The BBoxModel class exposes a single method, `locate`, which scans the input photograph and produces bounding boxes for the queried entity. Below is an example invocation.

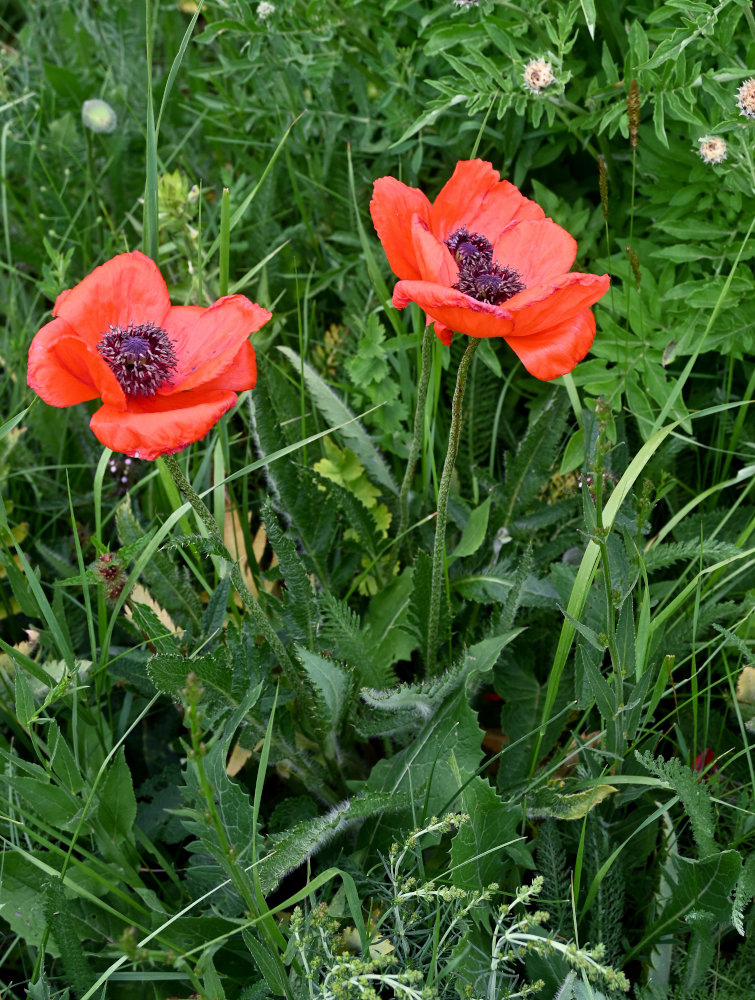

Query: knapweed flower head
[523,58,554,94]
[370,160,610,380]
[736,77,755,119]
[81,98,117,134]
[698,136,727,164]
[27,252,271,459]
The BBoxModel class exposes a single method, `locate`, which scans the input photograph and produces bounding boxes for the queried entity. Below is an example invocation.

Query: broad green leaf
[526,782,617,820]
[559,427,585,476]
[94,748,137,868]
[14,666,35,727]
[626,851,741,960]
[449,772,531,890]
[450,496,491,563]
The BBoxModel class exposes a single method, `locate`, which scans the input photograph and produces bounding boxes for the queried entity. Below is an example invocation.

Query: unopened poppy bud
[95,552,127,601]
[81,98,117,135]
[598,155,609,220]
[698,136,727,164]
[736,77,755,119]
[523,58,555,94]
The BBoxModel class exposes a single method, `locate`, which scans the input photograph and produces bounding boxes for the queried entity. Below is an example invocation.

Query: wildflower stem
[395,323,435,554]
[161,453,295,676]
[426,337,480,675]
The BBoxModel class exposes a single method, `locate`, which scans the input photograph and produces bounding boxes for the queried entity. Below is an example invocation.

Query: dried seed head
[598,155,609,220]
[523,58,555,94]
[698,136,727,164]
[626,246,641,290]
[736,77,755,119]
[626,79,640,148]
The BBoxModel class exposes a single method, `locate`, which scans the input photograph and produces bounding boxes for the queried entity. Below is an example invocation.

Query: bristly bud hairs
[598,155,609,220]
[523,58,555,94]
[736,77,755,119]
[626,79,640,148]
[698,136,727,165]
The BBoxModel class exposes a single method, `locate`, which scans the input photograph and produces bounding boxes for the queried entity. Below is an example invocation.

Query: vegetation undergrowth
[0,1,753,998]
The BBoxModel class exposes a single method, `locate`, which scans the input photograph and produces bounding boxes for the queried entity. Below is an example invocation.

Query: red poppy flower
[27,251,271,460]
[693,747,717,779]
[370,159,610,380]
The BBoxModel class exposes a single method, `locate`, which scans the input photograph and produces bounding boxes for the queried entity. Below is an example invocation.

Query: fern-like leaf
[261,498,316,648]
[635,750,716,858]
[499,390,570,523]
[318,590,396,689]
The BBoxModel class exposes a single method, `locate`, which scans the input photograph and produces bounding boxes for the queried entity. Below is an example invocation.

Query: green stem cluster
[396,324,435,546]
[426,338,481,674]
[161,454,295,678]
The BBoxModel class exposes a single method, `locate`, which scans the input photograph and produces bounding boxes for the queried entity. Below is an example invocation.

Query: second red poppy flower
[370,159,610,381]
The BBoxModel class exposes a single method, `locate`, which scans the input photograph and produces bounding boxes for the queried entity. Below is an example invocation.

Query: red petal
[504,309,596,380]
[164,296,270,393]
[430,160,503,239]
[393,280,514,340]
[411,215,457,284]
[27,317,126,407]
[494,219,577,286]
[370,177,433,280]
[89,388,239,459]
[198,341,257,392]
[53,252,171,350]
[506,273,610,336]
[433,321,454,346]
[466,181,545,241]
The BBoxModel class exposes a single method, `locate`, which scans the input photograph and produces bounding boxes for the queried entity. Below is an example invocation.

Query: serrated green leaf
[296,646,350,738]
[242,931,289,997]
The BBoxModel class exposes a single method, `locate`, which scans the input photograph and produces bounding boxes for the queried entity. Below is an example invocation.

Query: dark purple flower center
[444,226,525,305]
[97,321,177,398]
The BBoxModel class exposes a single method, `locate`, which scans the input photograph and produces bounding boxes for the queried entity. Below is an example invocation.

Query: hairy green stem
[426,338,480,674]
[162,453,296,679]
[395,324,435,555]
[184,672,259,913]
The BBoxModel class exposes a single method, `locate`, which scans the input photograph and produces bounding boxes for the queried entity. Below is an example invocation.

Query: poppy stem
[395,323,435,556]
[161,453,295,677]
[426,337,481,675]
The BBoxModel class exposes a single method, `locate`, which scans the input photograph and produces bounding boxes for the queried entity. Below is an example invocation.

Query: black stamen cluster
[445,227,493,266]
[445,226,525,306]
[97,321,177,398]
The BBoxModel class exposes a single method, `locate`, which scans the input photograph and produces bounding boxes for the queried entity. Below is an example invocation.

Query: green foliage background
[0,0,754,997]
